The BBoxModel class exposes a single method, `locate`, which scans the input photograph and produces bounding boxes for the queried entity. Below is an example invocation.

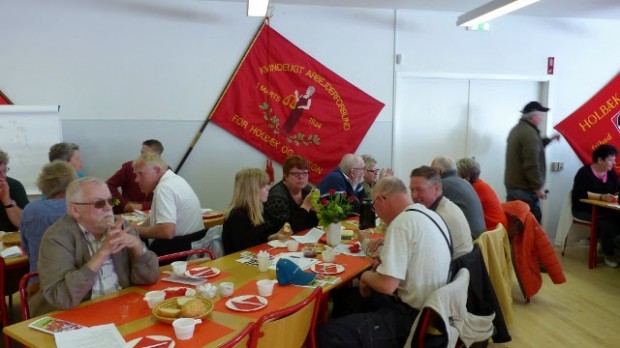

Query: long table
[579,199,620,269]
[3,226,372,347]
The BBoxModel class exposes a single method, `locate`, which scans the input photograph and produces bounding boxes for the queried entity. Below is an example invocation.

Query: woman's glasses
[72,198,117,209]
[288,171,309,178]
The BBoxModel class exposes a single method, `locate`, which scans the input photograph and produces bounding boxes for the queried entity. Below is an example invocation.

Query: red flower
[341,192,347,197]
[328,188,336,196]
[320,198,329,205]
[348,196,356,202]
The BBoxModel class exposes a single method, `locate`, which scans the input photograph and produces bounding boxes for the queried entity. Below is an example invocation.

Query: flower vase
[326,221,342,247]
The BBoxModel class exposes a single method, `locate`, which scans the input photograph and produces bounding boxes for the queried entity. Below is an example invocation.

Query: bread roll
[180,299,207,318]
[158,307,180,318]
[176,297,193,306]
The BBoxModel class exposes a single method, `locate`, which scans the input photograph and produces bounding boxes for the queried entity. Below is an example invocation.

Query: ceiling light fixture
[248,0,270,17]
[457,0,540,27]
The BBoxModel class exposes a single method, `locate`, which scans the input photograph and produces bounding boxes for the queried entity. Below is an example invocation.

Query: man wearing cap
[317,177,452,347]
[505,101,560,222]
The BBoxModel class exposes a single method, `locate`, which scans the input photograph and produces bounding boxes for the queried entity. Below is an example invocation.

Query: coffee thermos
[359,198,376,230]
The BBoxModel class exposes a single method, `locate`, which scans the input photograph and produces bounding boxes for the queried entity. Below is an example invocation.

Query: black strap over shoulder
[406,208,454,282]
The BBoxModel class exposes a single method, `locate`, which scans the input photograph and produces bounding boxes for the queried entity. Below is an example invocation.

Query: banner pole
[175,20,269,173]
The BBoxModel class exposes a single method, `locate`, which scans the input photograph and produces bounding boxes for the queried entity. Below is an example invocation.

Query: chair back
[249,287,322,348]
[1,256,29,348]
[555,190,591,255]
[219,322,255,348]
[19,271,39,320]
[157,247,216,265]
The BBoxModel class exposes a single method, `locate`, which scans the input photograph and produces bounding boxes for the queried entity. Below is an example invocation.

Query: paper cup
[322,249,336,263]
[256,279,275,297]
[171,261,188,276]
[143,290,166,309]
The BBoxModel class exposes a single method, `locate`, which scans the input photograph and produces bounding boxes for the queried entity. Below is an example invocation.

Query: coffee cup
[219,282,234,297]
[285,240,299,252]
[172,318,201,340]
[143,290,166,309]
[171,261,188,276]
[256,279,276,297]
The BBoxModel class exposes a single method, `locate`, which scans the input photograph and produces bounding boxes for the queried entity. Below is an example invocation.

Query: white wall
[1,1,619,239]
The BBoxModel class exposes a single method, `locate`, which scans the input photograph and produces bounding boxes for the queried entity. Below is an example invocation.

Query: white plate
[225,295,268,312]
[124,335,175,348]
[163,287,196,297]
[185,266,220,278]
[310,263,345,275]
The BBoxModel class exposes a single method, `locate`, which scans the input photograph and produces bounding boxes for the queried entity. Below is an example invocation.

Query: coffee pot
[359,198,376,230]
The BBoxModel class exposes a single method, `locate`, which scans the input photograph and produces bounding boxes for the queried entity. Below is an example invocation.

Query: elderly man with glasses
[0,148,29,232]
[29,177,159,317]
[317,153,367,213]
[263,155,318,233]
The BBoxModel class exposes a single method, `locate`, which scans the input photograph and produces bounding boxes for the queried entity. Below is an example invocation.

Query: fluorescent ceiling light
[457,0,540,27]
[248,0,270,17]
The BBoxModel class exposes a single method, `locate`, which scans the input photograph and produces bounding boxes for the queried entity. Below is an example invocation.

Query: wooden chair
[556,190,591,256]
[1,257,29,348]
[219,322,255,348]
[19,271,39,320]
[157,247,216,265]
[249,287,322,348]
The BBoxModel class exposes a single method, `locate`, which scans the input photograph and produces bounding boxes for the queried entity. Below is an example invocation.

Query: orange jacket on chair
[501,200,566,300]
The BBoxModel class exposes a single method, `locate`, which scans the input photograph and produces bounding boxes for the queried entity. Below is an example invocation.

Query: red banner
[0,90,12,104]
[209,23,384,183]
[554,72,620,173]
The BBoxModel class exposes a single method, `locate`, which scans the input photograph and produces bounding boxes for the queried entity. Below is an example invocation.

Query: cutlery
[141,341,171,348]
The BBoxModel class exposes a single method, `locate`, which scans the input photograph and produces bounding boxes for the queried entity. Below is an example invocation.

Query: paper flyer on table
[291,228,324,244]
[54,324,125,348]
[268,252,319,270]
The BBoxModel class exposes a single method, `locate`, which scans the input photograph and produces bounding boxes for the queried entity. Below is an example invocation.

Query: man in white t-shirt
[133,154,204,256]
[317,177,452,347]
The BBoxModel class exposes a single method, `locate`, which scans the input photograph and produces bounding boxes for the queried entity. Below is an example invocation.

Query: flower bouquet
[311,188,354,227]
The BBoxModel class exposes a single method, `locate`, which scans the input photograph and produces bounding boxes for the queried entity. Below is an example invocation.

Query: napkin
[232,296,264,310]
[135,336,172,348]
[187,267,216,277]
[164,288,188,299]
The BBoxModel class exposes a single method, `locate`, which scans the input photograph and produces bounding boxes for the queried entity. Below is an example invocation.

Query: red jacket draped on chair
[501,200,566,299]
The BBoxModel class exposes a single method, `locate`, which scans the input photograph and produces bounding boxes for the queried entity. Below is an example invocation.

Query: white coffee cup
[285,240,300,252]
[219,282,234,297]
[143,290,166,309]
[172,318,201,340]
[256,279,275,297]
[322,248,336,263]
[171,261,188,276]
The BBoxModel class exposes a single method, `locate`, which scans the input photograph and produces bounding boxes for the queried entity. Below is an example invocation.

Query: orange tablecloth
[213,281,306,319]
[53,292,149,326]
[123,320,234,348]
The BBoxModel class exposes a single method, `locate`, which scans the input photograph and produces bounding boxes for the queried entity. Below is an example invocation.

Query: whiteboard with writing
[0,105,62,194]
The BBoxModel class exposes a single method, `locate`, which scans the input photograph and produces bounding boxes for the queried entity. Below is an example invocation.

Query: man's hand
[0,178,10,203]
[536,189,548,199]
[379,168,394,180]
[550,133,561,142]
[101,219,143,256]
[124,202,143,213]
[366,237,384,254]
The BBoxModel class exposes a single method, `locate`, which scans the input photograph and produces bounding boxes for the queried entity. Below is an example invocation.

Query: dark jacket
[504,119,551,191]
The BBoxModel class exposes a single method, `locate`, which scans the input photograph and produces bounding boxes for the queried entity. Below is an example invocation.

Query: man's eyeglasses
[366,169,379,175]
[0,167,10,174]
[288,171,309,178]
[72,198,118,209]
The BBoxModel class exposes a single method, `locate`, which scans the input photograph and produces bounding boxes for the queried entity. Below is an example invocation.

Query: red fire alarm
[547,57,554,75]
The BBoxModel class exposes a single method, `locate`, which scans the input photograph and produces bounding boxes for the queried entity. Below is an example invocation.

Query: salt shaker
[196,283,218,299]
[257,250,270,272]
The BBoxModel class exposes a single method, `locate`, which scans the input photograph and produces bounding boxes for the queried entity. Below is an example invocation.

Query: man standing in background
[505,101,560,223]
[107,139,163,214]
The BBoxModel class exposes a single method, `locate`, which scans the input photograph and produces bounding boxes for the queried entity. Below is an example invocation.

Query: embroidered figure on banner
[260,100,320,148]
[282,86,315,133]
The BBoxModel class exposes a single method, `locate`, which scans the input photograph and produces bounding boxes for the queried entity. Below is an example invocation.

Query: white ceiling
[217,0,620,20]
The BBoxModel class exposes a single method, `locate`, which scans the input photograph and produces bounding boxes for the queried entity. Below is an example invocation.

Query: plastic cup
[322,249,336,263]
[143,290,166,309]
[257,254,270,272]
[285,240,299,252]
[256,279,275,297]
[219,282,234,297]
[171,261,188,276]
[172,318,201,340]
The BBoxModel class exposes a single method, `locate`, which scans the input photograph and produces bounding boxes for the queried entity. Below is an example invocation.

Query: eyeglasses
[366,169,379,175]
[0,167,9,174]
[288,171,309,178]
[72,198,117,209]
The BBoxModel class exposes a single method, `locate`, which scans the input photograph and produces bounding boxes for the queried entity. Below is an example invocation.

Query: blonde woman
[223,168,290,254]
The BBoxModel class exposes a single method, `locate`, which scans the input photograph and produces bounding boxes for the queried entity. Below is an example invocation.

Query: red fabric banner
[210,23,384,183]
[554,73,620,173]
[0,90,13,104]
